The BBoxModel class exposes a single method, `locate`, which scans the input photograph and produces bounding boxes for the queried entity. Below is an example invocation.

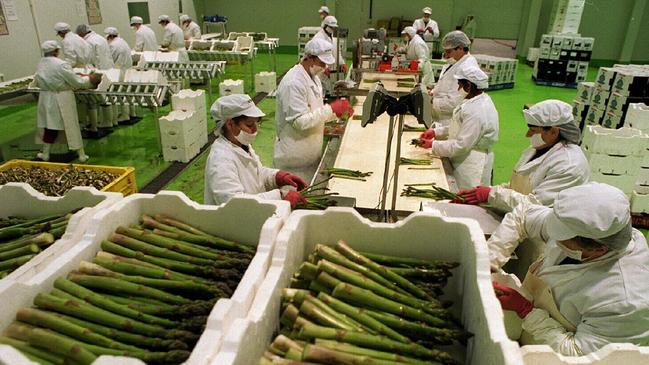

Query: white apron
[448,108,491,190]
[36,90,83,150]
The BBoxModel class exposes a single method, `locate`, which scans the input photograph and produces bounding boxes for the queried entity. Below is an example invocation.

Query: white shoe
[36,152,50,161]
[78,153,89,163]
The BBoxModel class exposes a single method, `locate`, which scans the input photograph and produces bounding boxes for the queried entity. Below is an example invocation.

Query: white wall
[0,0,45,80]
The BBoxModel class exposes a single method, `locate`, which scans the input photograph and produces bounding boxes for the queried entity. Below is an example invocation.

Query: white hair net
[41,40,60,55]
[304,38,335,64]
[322,15,338,28]
[454,66,489,89]
[319,6,330,14]
[158,15,171,23]
[524,99,581,143]
[104,27,119,36]
[54,22,71,32]
[130,16,143,25]
[423,7,432,15]
[179,15,191,23]
[442,30,471,49]
[76,24,92,35]
[401,26,417,38]
[210,94,265,136]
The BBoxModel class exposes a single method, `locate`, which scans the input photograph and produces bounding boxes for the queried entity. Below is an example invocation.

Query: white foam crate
[625,103,649,131]
[581,125,649,157]
[254,71,276,94]
[590,171,637,195]
[172,89,207,114]
[0,192,290,365]
[212,208,522,365]
[159,110,200,148]
[162,142,201,163]
[219,79,245,96]
[631,191,649,214]
[641,151,649,168]
[0,183,121,286]
[636,167,649,186]
[522,343,649,365]
[585,152,642,175]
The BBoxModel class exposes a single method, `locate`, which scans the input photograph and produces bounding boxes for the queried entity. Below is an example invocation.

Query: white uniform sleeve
[488,185,541,213]
[60,63,91,89]
[161,28,172,47]
[533,163,589,206]
[206,157,282,204]
[282,83,336,131]
[415,42,429,64]
[433,93,464,116]
[61,44,78,67]
[135,32,144,52]
[433,125,450,138]
[191,24,202,39]
[431,22,440,39]
[522,309,583,356]
[261,166,280,192]
[430,108,480,157]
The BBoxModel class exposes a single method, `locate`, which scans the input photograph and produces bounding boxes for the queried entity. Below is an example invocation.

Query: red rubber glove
[416,138,432,148]
[457,185,491,205]
[324,67,331,77]
[420,129,435,139]
[276,171,308,191]
[427,27,434,33]
[330,98,351,118]
[340,64,347,73]
[493,281,533,319]
[283,190,307,209]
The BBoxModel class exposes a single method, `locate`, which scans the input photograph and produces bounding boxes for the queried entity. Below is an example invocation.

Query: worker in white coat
[418,66,498,189]
[180,15,201,40]
[105,27,137,124]
[318,6,330,22]
[455,100,589,213]
[398,27,434,87]
[312,16,346,73]
[130,16,158,52]
[54,22,92,68]
[490,182,649,355]
[421,30,479,128]
[204,94,309,209]
[34,41,99,162]
[76,24,114,70]
[273,38,352,181]
[158,15,189,62]
[413,7,440,41]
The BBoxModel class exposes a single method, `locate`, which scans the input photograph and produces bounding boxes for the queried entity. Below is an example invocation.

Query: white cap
[130,16,143,25]
[524,99,574,127]
[158,15,171,22]
[180,14,191,23]
[454,66,489,89]
[544,182,632,250]
[104,27,119,36]
[322,15,338,28]
[401,26,416,38]
[211,94,265,135]
[319,6,330,14]
[304,38,335,65]
[41,40,60,54]
[423,7,432,15]
[76,24,92,35]
[442,30,471,49]
[54,22,70,32]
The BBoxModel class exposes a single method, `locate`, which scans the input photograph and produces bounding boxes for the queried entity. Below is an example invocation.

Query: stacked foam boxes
[297,26,321,60]
[581,125,649,197]
[254,71,277,94]
[219,79,245,96]
[572,81,594,130]
[160,89,208,163]
[625,104,649,213]
[474,54,517,89]
[534,34,593,85]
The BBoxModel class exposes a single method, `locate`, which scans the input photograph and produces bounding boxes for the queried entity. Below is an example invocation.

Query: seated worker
[204,94,308,209]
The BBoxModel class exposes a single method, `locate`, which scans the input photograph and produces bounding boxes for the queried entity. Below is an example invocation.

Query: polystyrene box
[581,125,649,157]
[159,110,199,149]
[576,81,595,102]
[211,209,522,365]
[590,171,636,195]
[162,142,201,163]
[0,192,290,365]
[625,103,649,131]
[254,71,277,93]
[219,79,244,96]
[172,89,207,114]
[636,167,649,186]
[585,152,642,176]
[631,191,649,214]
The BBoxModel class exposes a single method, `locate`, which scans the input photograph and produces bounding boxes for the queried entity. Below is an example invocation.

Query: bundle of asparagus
[400,158,433,166]
[297,178,339,210]
[401,184,462,202]
[2,214,256,365]
[403,125,428,133]
[325,168,373,181]
[258,241,467,365]
[0,213,74,278]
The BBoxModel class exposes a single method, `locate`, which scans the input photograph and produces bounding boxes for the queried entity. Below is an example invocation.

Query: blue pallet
[532,76,578,89]
[487,83,515,91]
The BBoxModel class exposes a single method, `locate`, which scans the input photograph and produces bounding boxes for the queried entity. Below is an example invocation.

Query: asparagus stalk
[0,254,36,271]
[282,289,369,332]
[98,294,179,316]
[302,344,421,365]
[271,334,304,353]
[365,310,466,344]
[0,336,66,365]
[388,267,453,280]
[298,300,357,331]
[0,233,54,253]
[295,262,319,281]
[314,340,432,365]
[109,233,216,266]
[0,243,41,261]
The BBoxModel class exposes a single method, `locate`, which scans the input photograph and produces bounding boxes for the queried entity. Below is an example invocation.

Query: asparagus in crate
[258,241,468,365]
[3,214,257,365]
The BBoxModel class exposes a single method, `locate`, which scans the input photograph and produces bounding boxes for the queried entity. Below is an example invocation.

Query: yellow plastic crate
[0,159,137,196]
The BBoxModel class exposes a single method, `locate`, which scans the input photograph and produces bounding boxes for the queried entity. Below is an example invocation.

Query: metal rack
[139,61,225,99]
[187,49,258,93]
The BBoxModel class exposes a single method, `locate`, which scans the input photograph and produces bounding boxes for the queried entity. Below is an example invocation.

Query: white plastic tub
[0,192,290,365]
[212,208,522,365]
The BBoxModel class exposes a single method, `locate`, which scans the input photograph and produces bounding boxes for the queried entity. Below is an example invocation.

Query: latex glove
[276,171,308,191]
[427,27,434,33]
[283,190,307,209]
[420,129,435,139]
[493,281,533,319]
[330,98,351,118]
[416,138,432,149]
[457,185,491,205]
[340,64,347,73]
[416,29,425,34]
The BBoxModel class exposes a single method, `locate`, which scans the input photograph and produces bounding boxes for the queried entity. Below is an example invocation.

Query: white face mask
[445,57,457,65]
[557,241,583,261]
[309,64,325,77]
[235,130,257,145]
[529,133,546,149]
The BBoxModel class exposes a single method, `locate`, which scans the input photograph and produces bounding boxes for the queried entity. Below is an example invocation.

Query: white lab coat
[412,18,439,41]
[488,142,590,213]
[84,32,114,70]
[60,32,92,67]
[204,136,281,205]
[312,29,345,66]
[109,37,133,70]
[161,22,189,62]
[405,35,430,64]
[432,53,479,126]
[431,92,499,190]
[522,230,649,355]
[34,56,91,150]
[273,64,336,180]
[182,21,202,40]
[134,25,158,52]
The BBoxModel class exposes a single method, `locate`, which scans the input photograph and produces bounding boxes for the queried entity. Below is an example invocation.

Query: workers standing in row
[180,14,202,40]
[158,15,189,62]
[54,22,91,68]
[104,27,139,125]
[130,16,158,52]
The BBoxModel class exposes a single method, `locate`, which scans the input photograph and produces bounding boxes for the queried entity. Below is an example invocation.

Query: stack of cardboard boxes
[474,54,517,89]
[533,34,593,85]
[547,0,586,34]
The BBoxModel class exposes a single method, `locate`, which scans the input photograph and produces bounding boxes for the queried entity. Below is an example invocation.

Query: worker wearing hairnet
[34,41,100,162]
[76,24,114,70]
[318,6,330,21]
[421,30,479,128]
[130,16,158,52]
[204,94,308,209]
[105,27,138,124]
[418,66,498,189]
[397,26,435,87]
[312,16,346,73]
[455,100,589,213]
[54,22,92,68]
[158,15,189,62]
[489,182,649,356]
[273,38,353,181]
[180,15,201,40]
[413,7,439,42]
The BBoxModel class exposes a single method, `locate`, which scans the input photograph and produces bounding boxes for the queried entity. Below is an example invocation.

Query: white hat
[41,40,60,54]
[211,94,265,135]
[423,7,432,15]
[130,16,143,25]
[454,66,489,89]
[524,99,574,127]
[158,15,171,22]
[304,38,335,65]
[76,24,92,35]
[104,27,119,36]
[544,182,632,250]
[442,30,471,49]
[180,14,191,23]
[322,15,338,28]
[54,22,70,32]
[401,26,416,38]
[319,6,330,14]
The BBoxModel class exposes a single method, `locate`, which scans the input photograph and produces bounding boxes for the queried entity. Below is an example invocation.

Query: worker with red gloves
[412,7,440,42]
[313,16,347,74]
[204,94,309,209]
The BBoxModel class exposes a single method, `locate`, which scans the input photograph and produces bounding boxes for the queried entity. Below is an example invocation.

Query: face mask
[445,57,457,65]
[529,133,546,148]
[309,64,325,77]
[235,130,257,145]
[557,242,583,261]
